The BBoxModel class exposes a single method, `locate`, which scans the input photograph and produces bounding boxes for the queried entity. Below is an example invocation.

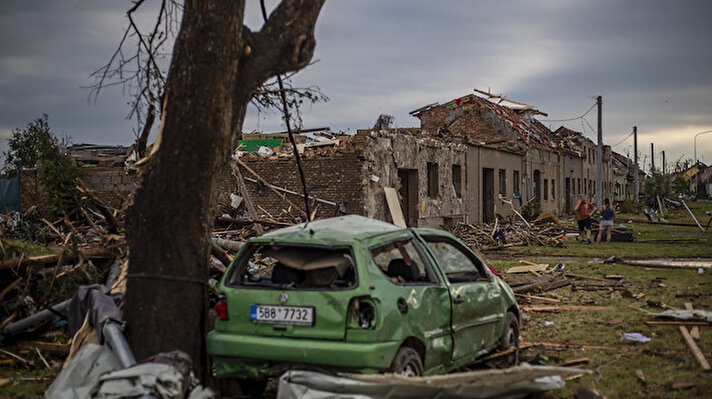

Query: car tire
[389,347,424,377]
[499,311,519,350]
[216,378,267,399]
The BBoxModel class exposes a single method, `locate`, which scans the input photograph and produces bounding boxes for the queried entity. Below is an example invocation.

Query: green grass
[501,201,712,259]
[489,256,712,398]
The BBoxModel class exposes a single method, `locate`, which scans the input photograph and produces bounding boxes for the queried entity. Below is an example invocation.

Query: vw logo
[279,292,289,304]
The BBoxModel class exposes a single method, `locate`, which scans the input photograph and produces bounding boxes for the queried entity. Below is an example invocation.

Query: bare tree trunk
[124,0,323,380]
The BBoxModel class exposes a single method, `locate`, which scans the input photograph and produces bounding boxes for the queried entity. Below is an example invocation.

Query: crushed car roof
[259,215,402,244]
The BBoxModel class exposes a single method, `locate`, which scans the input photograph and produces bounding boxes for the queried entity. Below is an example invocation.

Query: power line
[611,130,635,148]
[541,101,597,123]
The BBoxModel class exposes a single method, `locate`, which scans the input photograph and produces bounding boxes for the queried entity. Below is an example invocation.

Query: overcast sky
[1,0,711,171]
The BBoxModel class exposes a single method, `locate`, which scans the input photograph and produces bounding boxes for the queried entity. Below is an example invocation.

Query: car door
[365,232,452,370]
[419,235,504,361]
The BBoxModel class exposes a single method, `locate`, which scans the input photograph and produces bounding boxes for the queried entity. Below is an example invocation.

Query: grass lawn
[500,200,712,259]
[488,246,712,397]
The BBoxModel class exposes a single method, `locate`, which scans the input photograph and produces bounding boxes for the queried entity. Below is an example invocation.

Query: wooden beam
[678,326,711,370]
[645,321,710,327]
[235,158,308,218]
[0,247,113,271]
[521,305,616,312]
[230,161,264,235]
[685,303,701,339]
[507,264,548,274]
[383,187,406,228]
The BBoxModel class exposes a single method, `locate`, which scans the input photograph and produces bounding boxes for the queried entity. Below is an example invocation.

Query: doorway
[482,168,494,223]
[398,169,419,227]
[565,177,571,213]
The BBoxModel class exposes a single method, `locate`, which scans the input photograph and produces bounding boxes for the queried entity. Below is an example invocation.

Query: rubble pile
[451,219,570,251]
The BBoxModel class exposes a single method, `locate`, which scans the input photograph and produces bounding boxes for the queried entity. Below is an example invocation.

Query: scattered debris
[621,333,651,343]
[452,220,567,251]
[277,365,590,399]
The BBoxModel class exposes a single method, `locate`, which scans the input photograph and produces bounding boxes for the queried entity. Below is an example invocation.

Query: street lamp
[694,130,712,166]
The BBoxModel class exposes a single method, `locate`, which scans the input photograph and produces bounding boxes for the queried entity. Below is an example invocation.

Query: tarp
[45,343,122,399]
[0,177,20,213]
[277,365,589,399]
[238,138,282,152]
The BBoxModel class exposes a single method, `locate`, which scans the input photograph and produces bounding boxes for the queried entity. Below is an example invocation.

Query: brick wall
[80,167,136,208]
[19,167,135,216]
[217,152,367,219]
[19,169,48,215]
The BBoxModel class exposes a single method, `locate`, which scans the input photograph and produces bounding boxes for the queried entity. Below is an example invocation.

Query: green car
[208,215,519,395]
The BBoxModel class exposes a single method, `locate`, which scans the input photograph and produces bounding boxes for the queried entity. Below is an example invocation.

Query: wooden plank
[521,305,616,312]
[564,273,614,283]
[554,357,590,367]
[645,321,710,327]
[506,264,548,274]
[685,303,701,339]
[230,162,264,235]
[678,326,711,370]
[516,294,561,303]
[383,187,406,228]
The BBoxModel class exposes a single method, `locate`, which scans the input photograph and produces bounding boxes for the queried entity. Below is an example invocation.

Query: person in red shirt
[574,195,597,244]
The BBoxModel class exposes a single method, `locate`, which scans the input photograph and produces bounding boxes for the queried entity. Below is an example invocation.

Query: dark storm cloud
[2,0,711,165]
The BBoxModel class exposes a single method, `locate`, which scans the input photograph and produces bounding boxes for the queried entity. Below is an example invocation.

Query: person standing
[574,195,596,244]
[597,198,615,243]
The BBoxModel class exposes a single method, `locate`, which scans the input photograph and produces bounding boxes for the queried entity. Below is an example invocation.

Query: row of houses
[17,91,647,229]
[231,91,645,228]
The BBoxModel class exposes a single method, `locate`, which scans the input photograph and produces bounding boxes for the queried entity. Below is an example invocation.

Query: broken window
[422,237,487,283]
[498,169,506,196]
[227,244,356,289]
[551,179,556,201]
[584,178,587,194]
[451,164,462,198]
[427,162,439,198]
[370,239,437,284]
[513,170,520,193]
[544,179,548,201]
[577,178,581,194]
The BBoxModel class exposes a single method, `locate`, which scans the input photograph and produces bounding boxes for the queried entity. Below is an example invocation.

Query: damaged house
[228,92,620,228]
[19,93,625,229]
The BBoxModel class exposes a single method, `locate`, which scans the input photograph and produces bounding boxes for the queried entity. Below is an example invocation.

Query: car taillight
[215,296,229,321]
[349,297,376,329]
[487,265,503,280]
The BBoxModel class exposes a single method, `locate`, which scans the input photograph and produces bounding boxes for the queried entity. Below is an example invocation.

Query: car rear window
[225,244,356,290]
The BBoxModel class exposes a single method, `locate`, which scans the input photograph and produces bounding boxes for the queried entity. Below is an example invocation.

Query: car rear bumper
[208,330,401,378]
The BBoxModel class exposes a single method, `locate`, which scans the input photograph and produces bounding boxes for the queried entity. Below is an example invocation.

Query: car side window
[371,239,436,284]
[424,239,487,283]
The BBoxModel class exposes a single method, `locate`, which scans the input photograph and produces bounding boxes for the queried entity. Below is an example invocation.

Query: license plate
[250,305,314,326]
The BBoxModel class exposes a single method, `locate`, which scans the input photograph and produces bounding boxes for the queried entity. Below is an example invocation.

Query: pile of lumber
[451,220,569,251]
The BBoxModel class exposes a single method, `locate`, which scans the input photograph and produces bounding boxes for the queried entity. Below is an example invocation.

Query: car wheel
[499,311,519,350]
[389,347,424,377]
[216,378,267,399]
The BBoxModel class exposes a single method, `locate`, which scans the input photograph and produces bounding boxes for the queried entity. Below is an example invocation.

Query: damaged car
[207,215,519,396]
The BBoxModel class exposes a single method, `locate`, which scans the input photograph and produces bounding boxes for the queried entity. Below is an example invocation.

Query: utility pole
[634,126,639,201]
[596,95,603,207]
[662,150,666,175]
[650,143,655,172]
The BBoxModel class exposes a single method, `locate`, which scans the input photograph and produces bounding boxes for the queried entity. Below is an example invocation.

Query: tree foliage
[3,115,83,219]
[3,115,57,173]
[644,170,670,202]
